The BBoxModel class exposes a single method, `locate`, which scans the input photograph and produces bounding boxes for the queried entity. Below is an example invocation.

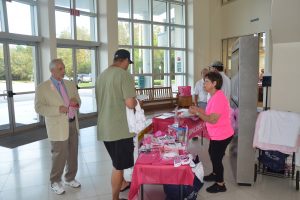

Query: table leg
[180,185,183,200]
[140,184,144,200]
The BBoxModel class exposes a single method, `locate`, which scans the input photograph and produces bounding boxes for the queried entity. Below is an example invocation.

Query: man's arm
[194,95,199,105]
[194,81,200,105]
[35,85,61,117]
[125,97,137,109]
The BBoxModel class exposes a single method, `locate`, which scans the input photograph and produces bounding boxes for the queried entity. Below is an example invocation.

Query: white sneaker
[64,179,81,188]
[51,182,65,195]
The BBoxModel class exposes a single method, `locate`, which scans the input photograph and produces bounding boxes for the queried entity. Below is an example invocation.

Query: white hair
[49,58,64,71]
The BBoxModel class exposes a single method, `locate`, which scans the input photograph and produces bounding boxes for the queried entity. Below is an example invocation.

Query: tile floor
[0,124,299,200]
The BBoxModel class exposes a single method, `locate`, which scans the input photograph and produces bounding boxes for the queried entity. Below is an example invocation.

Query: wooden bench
[136,87,178,111]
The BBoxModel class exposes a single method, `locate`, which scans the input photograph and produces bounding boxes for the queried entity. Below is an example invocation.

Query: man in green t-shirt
[96,49,136,200]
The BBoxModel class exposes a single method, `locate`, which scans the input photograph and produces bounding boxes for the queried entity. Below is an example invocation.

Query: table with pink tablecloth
[152,116,209,140]
[128,151,195,200]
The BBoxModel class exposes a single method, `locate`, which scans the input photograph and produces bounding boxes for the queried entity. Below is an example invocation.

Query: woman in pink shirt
[189,71,233,193]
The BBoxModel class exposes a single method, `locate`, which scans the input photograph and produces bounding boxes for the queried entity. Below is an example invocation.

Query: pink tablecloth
[128,151,194,200]
[152,116,209,139]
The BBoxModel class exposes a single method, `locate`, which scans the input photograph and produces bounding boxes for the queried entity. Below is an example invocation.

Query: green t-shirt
[96,66,136,141]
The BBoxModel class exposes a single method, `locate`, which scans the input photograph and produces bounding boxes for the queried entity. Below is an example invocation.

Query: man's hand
[70,98,79,108]
[59,105,68,114]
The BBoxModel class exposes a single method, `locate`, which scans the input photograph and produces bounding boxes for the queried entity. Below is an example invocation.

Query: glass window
[78,88,96,113]
[14,93,38,126]
[170,50,185,73]
[118,0,130,18]
[171,27,185,48]
[9,44,38,126]
[10,45,36,93]
[133,0,150,21]
[153,49,168,75]
[118,21,131,45]
[153,0,167,23]
[153,25,168,47]
[55,0,71,9]
[171,75,185,91]
[133,48,151,74]
[134,23,151,46]
[0,2,3,32]
[154,74,168,87]
[170,3,184,25]
[56,11,72,39]
[6,1,35,35]
[76,15,96,41]
[57,48,74,80]
[76,48,95,87]
[118,0,186,88]
[0,98,9,131]
[76,48,96,113]
[76,0,95,12]
[135,75,152,88]
[0,44,5,93]
[55,0,97,42]
[57,47,97,114]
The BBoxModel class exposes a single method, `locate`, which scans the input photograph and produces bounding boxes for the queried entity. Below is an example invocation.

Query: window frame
[1,0,38,36]
[55,0,98,42]
[118,0,187,89]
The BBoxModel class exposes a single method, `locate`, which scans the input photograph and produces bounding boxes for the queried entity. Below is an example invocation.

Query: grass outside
[78,82,93,87]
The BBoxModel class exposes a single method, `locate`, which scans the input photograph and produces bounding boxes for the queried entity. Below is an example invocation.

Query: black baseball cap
[209,61,224,71]
[114,49,133,64]
[210,61,223,68]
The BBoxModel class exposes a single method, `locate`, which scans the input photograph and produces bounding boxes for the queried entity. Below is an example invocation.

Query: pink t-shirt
[206,90,234,140]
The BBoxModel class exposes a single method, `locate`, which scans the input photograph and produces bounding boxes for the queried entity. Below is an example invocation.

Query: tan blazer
[35,79,81,141]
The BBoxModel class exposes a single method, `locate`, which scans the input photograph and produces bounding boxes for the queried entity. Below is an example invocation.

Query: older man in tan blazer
[35,58,81,195]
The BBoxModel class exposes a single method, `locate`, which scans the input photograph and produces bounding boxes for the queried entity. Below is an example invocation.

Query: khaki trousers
[50,120,78,183]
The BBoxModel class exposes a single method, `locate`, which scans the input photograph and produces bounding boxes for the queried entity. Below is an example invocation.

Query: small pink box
[178,86,191,96]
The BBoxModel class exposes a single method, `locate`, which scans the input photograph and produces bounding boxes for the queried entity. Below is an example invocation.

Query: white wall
[270,0,300,112]
[188,0,211,88]
[211,0,272,60]
[271,0,300,44]
[200,0,300,112]
[271,42,300,112]
[193,0,272,83]
[221,0,271,39]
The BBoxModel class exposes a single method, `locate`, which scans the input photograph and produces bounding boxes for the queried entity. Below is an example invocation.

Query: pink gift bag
[178,86,191,96]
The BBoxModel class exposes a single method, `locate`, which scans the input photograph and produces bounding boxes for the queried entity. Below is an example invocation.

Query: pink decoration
[178,86,191,96]
[153,130,166,138]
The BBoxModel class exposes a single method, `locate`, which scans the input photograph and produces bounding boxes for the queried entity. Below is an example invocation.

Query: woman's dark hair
[205,71,223,90]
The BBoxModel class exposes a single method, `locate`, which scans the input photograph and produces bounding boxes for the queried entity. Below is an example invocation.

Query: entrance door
[0,42,40,135]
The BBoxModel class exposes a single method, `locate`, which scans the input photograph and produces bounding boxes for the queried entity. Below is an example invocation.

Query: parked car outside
[77,73,92,83]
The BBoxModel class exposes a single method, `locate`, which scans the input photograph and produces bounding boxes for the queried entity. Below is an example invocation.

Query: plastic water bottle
[174,106,179,128]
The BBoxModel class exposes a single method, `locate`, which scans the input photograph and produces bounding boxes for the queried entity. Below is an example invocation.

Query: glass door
[0,42,40,135]
[0,43,10,132]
